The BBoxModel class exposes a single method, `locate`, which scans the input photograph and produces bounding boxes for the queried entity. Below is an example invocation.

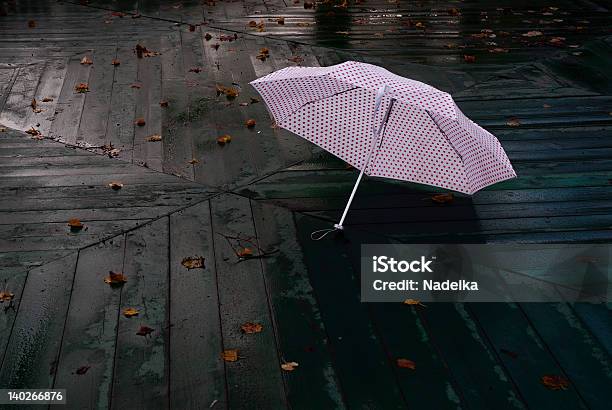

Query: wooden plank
[571,303,612,357]
[210,194,287,409]
[294,212,407,409]
[250,200,346,409]
[111,217,169,409]
[169,201,226,408]
[52,235,126,408]
[0,253,78,389]
[0,267,28,366]
[0,63,45,130]
[25,58,67,137]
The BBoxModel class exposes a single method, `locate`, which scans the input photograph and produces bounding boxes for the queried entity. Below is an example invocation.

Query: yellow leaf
[237,247,253,258]
[68,218,84,230]
[222,349,239,362]
[181,256,205,270]
[403,299,426,307]
[75,83,89,93]
[146,134,162,142]
[217,134,232,145]
[123,307,139,317]
[108,181,123,190]
[281,361,299,371]
[241,322,263,334]
[245,119,256,128]
[0,291,15,302]
[104,271,127,286]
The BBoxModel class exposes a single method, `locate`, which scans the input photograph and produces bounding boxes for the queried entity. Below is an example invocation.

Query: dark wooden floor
[1,0,611,409]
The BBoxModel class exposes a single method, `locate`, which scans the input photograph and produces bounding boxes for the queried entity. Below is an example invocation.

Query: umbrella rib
[425,110,464,161]
[279,86,360,124]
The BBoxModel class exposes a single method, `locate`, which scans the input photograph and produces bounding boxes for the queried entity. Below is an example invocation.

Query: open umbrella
[250,61,516,238]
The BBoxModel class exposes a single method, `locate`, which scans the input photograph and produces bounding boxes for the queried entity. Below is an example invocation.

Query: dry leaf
[131,83,142,89]
[403,298,426,307]
[135,118,146,126]
[123,307,139,317]
[42,97,54,102]
[204,33,213,41]
[397,358,416,369]
[522,30,543,37]
[549,36,565,45]
[75,83,89,93]
[431,193,454,204]
[245,119,256,128]
[111,59,120,66]
[189,67,203,73]
[506,117,521,127]
[0,291,15,302]
[277,17,285,25]
[80,56,93,65]
[76,366,90,375]
[241,322,263,334]
[104,271,127,286]
[25,127,43,139]
[160,100,169,107]
[541,375,570,390]
[136,325,154,336]
[181,256,205,270]
[250,97,260,104]
[146,134,162,142]
[216,134,232,145]
[288,55,304,64]
[222,349,239,362]
[304,1,314,9]
[448,7,461,16]
[237,247,253,258]
[281,361,299,371]
[489,47,509,53]
[108,181,123,190]
[216,85,239,99]
[188,158,199,164]
[28,20,36,28]
[68,218,84,230]
[463,55,476,63]
[543,104,552,108]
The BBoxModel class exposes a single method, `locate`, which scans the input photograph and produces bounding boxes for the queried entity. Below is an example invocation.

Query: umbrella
[250,61,516,239]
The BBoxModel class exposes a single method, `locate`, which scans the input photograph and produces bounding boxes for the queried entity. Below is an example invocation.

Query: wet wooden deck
[0,0,611,409]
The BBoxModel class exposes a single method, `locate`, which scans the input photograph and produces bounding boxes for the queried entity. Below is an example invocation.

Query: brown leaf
[28,20,36,28]
[159,100,169,107]
[204,33,213,41]
[489,47,509,53]
[135,118,146,126]
[80,56,93,65]
[108,181,123,190]
[189,67,203,73]
[403,298,426,307]
[448,8,461,16]
[111,59,120,66]
[111,11,125,17]
[250,97,260,104]
[241,322,263,334]
[216,134,232,145]
[68,218,84,230]
[76,366,90,375]
[549,36,565,45]
[463,55,476,63]
[245,119,256,128]
[25,127,43,139]
[75,83,89,93]
[188,158,199,164]
[304,1,314,9]
[287,55,304,64]
[181,256,205,270]
[188,24,196,32]
[222,349,239,362]
[397,358,416,369]
[277,17,285,25]
[31,98,37,110]
[136,325,154,336]
[506,117,521,127]
[431,193,454,204]
[281,361,299,371]
[216,85,239,99]
[122,307,139,317]
[541,375,570,390]
[522,30,543,37]
[0,291,15,302]
[130,83,142,89]
[146,134,162,142]
[543,104,552,108]
[42,97,54,102]
[237,247,253,258]
[104,271,127,286]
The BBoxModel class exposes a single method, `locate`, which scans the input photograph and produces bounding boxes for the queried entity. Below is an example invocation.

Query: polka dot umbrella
[250,61,516,239]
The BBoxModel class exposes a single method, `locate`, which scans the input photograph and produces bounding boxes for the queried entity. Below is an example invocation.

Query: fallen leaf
[506,117,521,127]
[111,59,120,66]
[500,348,518,359]
[123,307,139,317]
[146,134,162,142]
[0,291,15,302]
[549,36,565,45]
[188,158,199,164]
[75,83,89,93]
[431,193,454,204]
[80,56,93,65]
[42,97,54,102]
[463,55,476,63]
[541,375,570,390]
[281,361,299,371]
[304,1,314,9]
[241,322,263,334]
[222,349,239,362]
[448,7,461,16]
[543,104,552,108]
[0,127,5,132]
[188,24,196,32]
[403,298,426,307]
[277,17,285,25]
[245,119,256,128]
[181,256,205,270]
[189,67,203,73]
[25,127,43,139]
[250,97,260,104]
[30,98,42,113]
[104,271,127,286]
[211,43,220,51]
[130,83,142,89]
[288,55,304,64]
[239,102,249,107]
[489,47,509,53]
[204,33,213,41]
[216,85,239,99]
[68,218,84,231]
[135,118,146,126]
[522,30,543,37]
[160,100,169,107]
[76,366,90,375]
[237,247,253,258]
[217,134,232,145]
[397,358,416,369]
[28,20,36,28]
[136,325,154,336]
[297,22,311,27]
[108,181,123,190]
[111,11,125,17]
[256,47,270,61]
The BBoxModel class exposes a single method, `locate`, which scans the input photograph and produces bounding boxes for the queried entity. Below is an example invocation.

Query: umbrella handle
[312,85,389,240]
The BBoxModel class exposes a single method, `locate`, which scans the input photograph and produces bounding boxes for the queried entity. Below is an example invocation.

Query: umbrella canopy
[250,61,516,235]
